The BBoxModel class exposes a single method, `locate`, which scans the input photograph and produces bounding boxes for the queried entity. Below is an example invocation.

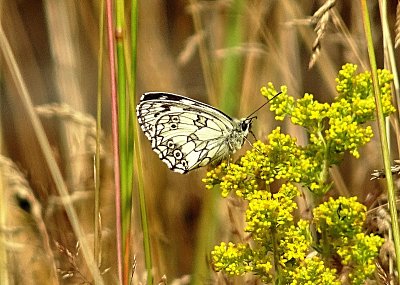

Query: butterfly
[136,92,280,174]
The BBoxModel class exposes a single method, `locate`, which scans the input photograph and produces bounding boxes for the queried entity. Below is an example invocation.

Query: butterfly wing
[136,92,237,173]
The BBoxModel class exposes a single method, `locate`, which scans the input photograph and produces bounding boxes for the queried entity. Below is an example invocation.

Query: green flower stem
[360,0,400,282]
[320,225,331,267]
[317,131,329,190]
[271,228,279,284]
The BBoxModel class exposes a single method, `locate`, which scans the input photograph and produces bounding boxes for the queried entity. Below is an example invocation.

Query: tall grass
[0,1,399,284]
[361,0,400,282]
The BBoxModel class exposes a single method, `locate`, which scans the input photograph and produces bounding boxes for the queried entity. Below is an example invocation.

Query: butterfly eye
[241,120,251,131]
[170,123,178,130]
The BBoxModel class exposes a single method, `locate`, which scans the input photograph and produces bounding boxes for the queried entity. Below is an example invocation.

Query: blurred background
[1,0,399,284]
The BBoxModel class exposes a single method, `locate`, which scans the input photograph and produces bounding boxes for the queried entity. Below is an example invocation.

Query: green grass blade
[360,1,400,283]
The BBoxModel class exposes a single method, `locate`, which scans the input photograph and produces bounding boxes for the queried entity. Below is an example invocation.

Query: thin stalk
[190,187,219,285]
[271,228,279,285]
[94,0,106,274]
[129,1,153,284]
[360,1,400,283]
[105,0,122,282]
[317,131,329,187]
[378,0,400,153]
[191,2,245,284]
[114,1,134,284]
[188,0,220,284]
[0,109,8,285]
[220,0,245,115]
[188,0,217,105]
[133,137,153,285]
[0,25,105,285]
[115,0,129,247]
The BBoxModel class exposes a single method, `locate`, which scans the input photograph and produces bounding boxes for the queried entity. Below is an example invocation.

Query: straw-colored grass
[1,0,400,284]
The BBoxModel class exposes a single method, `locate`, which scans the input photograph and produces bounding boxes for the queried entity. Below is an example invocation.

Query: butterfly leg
[249,129,257,141]
[244,137,264,155]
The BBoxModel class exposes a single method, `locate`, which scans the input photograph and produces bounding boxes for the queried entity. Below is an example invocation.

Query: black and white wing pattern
[136,92,254,174]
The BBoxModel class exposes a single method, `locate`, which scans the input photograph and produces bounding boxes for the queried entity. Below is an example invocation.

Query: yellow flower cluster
[211,242,254,276]
[313,197,384,285]
[288,257,340,285]
[336,64,395,120]
[262,64,395,161]
[211,241,274,281]
[261,85,292,121]
[279,220,311,265]
[245,183,299,241]
[313,196,366,237]
[203,127,322,196]
[206,64,391,283]
[290,93,330,132]
[336,233,384,285]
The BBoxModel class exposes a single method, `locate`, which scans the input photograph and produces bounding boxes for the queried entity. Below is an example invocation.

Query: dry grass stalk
[214,43,267,59]
[370,160,400,180]
[46,190,94,219]
[158,274,167,285]
[309,0,336,68]
[178,32,205,66]
[375,261,391,285]
[330,8,369,70]
[395,3,400,48]
[56,238,110,284]
[35,103,105,156]
[185,0,231,15]
[56,241,91,284]
[366,206,395,281]
[169,275,191,285]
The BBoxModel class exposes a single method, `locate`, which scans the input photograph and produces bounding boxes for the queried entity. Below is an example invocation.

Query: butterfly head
[240,116,257,133]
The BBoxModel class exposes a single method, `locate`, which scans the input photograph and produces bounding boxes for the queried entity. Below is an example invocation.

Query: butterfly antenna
[246,91,282,118]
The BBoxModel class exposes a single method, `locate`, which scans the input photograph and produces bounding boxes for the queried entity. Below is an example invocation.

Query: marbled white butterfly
[136,92,280,174]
